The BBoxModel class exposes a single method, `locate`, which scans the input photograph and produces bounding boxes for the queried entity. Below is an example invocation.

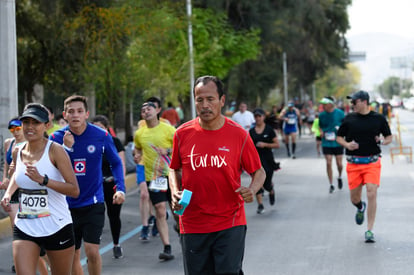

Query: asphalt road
[1,111,414,275]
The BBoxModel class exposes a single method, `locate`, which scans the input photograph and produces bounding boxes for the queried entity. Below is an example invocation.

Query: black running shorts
[322,146,344,156]
[70,203,105,249]
[13,223,75,251]
[181,225,246,275]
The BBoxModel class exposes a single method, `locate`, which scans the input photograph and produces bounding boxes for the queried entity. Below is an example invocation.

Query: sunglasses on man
[9,126,22,133]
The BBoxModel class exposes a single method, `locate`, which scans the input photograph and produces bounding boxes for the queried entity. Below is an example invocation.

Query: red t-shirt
[170,117,262,234]
[161,108,180,126]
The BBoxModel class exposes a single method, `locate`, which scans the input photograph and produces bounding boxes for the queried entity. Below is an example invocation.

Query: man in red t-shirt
[161,102,181,127]
[169,75,265,275]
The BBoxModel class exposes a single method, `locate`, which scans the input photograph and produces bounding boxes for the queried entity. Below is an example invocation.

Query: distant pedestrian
[337,90,392,243]
[250,108,280,214]
[232,102,255,130]
[175,104,184,124]
[55,114,68,128]
[304,100,316,135]
[161,102,181,127]
[279,102,302,158]
[45,106,61,136]
[319,97,345,193]
[265,105,282,135]
[92,115,126,259]
[169,75,265,274]
[124,136,137,174]
[311,114,322,157]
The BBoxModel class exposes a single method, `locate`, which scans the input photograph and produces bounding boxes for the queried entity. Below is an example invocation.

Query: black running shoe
[159,246,174,261]
[257,204,265,214]
[329,185,335,193]
[152,220,159,237]
[113,246,124,259]
[269,191,275,206]
[148,215,155,227]
[338,178,343,189]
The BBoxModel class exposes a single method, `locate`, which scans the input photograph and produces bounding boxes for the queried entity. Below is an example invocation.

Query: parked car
[403,97,414,111]
[390,96,403,108]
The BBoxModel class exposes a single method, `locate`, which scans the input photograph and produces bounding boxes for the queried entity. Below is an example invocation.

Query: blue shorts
[136,164,145,184]
[283,125,297,135]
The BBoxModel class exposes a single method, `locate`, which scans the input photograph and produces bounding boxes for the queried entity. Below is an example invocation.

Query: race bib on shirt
[18,189,51,219]
[149,177,168,191]
[287,118,296,125]
[324,132,336,141]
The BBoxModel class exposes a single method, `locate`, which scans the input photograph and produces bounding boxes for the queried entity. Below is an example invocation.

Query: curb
[0,173,137,239]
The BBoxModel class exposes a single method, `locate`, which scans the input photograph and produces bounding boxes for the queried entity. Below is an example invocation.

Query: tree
[193,0,351,106]
[377,76,412,99]
[15,0,351,134]
[126,5,260,120]
[314,63,360,100]
[16,0,117,112]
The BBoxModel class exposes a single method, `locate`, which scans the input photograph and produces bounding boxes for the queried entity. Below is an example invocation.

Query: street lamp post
[283,52,288,106]
[0,0,19,140]
[186,0,196,119]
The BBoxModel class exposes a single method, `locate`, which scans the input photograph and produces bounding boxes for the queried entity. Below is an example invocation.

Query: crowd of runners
[0,76,393,274]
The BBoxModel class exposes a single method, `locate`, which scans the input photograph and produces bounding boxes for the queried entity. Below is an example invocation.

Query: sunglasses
[9,126,22,133]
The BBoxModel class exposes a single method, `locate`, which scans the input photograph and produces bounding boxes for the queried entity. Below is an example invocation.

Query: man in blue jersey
[50,95,125,275]
[319,96,345,194]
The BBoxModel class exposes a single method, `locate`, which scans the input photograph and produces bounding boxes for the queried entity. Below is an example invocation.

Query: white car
[403,97,414,111]
[390,97,402,108]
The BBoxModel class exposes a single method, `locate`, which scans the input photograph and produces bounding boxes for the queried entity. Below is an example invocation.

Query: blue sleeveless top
[6,139,15,165]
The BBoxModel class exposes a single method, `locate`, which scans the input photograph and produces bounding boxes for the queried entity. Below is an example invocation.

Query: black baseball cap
[253,108,265,116]
[347,91,370,102]
[20,105,49,123]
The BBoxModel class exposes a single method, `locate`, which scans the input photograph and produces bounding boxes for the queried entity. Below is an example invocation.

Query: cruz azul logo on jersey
[188,144,228,171]
[87,145,96,154]
[74,158,86,175]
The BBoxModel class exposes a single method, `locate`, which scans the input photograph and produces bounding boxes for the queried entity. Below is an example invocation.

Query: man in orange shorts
[336,90,392,243]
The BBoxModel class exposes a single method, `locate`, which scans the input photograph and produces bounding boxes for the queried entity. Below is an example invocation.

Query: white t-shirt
[232,110,255,130]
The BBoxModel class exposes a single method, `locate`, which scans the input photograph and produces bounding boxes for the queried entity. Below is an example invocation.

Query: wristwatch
[39,174,49,186]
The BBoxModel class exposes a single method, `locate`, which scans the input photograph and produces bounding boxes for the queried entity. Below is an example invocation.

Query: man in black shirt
[337,91,392,243]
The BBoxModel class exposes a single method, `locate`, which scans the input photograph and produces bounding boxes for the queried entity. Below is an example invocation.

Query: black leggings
[256,166,274,195]
[103,181,122,245]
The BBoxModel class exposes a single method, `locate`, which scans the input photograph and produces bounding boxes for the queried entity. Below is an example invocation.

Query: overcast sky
[346,0,414,91]
[346,0,414,40]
